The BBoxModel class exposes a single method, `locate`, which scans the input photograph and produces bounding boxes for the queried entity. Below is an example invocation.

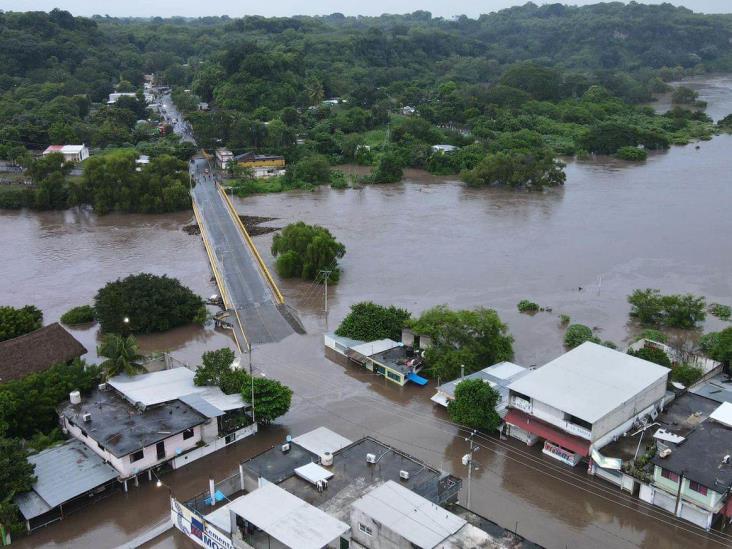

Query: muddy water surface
[3,77,732,549]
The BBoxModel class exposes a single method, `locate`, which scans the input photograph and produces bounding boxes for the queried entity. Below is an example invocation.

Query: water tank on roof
[69,390,81,405]
[321,451,333,467]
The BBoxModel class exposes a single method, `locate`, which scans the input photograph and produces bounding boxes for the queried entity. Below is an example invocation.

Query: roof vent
[69,390,81,405]
[659,448,672,459]
[281,443,291,453]
[82,413,92,423]
[98,383,108,391]
[366,453,376,464]
[723,455,731,465]
[321,451,333,467]
[399,470,410,481]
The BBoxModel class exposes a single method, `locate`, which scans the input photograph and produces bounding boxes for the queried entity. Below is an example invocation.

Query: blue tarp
[203,490,226,505]
[407,372,428,386]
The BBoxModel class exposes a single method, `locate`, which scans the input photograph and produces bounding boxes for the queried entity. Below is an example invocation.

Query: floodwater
[3,76,732,549]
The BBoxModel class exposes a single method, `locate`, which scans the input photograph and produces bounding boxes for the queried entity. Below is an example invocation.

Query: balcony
[563,421,592,440]
[510,396,532,413]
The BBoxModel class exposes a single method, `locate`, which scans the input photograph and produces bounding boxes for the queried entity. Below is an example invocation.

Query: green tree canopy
[335,301,411,341]
[627,346,672,368]
[564,324,599,349]
[271,222,346,281]
[246,377,292,424]
[628,289,706,329]
[194,348,237,387]
[461,149,565,190]
[94,273,206,334]
[0,305,43,342]
[447,378,501,432]
[0,438,36,534]
[97,334,144,379]
[409,305,513,381]
[60,305,96,325]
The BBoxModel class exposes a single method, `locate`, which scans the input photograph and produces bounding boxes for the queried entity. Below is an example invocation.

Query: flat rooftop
[690,372,732,404]
[508,342,670,424]
[278,437,460,524]
[58,388,206,458]
[437,361,528,399]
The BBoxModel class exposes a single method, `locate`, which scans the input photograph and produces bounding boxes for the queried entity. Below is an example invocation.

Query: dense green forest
[1,4,732,196]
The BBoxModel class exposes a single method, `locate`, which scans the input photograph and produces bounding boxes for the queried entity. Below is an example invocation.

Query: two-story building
[58,367,256,488]
[215,148,234,170]
[42,144,90,163]
[506,342,670,467]
[647,402,732,530]
[234,152,286,178]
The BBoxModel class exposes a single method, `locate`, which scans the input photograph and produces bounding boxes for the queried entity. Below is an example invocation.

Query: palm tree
[98,334,144,379]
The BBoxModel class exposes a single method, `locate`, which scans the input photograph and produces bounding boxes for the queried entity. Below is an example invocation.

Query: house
[41,144,90,163]
[215,148,234,170]
[346,339,427,386]
[235,152,286,178]
[14,440,118,532]
[58,367,256,486]
[197,102,210,111]
[135,155,150,171]
[0,323,87,383]
[646,402,732,529]
[107,92,138,104]
[401,105,416,116]
[505,342,670,466]
[431,144,457,153]
[171,427,537,549]
[431,361,530,417]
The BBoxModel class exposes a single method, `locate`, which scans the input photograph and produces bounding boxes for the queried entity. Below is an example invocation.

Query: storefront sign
[171,498,233,549]
[542,440,581,466]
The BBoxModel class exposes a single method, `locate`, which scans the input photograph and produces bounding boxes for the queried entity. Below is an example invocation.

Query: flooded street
[3,77,732,549]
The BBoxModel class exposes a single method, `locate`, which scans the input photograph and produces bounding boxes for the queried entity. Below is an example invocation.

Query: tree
[627,346,672,368]
[291,154,331,183]
[708,327,732,368]
[671,86,699,105]
[671,364,703,386]
[98,334,144,379]
[94,273,206,334]
[0,438,36,535]
[246,377,292,423]
[335,301,411,341]
[564,324,599,349]
[194,348,237,387]
[461,149,565,189]
[0,305,43,342]
[60,305,95,325]
[409,306,513,380]
[447,379,501,432]
[271,222,346,281]
[627,289,706,329]
[370,152,403,184]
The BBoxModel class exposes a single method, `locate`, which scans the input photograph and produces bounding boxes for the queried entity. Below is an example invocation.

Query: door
[156,441,165,460]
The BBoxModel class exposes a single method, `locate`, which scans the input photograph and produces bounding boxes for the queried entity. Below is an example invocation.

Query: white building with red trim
[505,342,670,467]
[42,144,89,163]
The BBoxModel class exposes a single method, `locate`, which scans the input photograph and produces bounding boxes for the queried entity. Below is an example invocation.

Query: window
[689,481,708,496]
[386,371,402,382]
[130,450,144,463]
[661,468,679,483]
[183,428,195,440]
[358,523,373,536]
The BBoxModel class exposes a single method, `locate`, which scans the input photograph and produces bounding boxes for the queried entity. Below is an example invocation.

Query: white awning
[431,392,450,407]
[294,462,333,485]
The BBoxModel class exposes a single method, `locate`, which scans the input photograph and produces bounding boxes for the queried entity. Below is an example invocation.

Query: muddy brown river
[3,77,732,549]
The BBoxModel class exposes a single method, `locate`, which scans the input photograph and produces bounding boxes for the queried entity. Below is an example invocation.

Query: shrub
[271,222,346,281]
[559,314,570,325]
[564,324,599,349]
[709,303,731,321]
[335,302,411,341]
[636,329,668,344]
[60,305,96,325]
[291,154,331,184]
[94,273,206,334]
[698,332,720,356]
[671,364,703,387]
[628,346,672,368]
[0,305,43,342]
[369,152,403,183]
[517,300,540,313]
[616,146,647,161]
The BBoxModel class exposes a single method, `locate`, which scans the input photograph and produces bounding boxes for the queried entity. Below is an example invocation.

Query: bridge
[189,160,302,347]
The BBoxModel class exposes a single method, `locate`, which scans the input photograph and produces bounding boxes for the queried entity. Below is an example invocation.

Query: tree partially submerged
[98,334,144,379]
[627,346,672,368]
[0,305,43,342]
[564,324,599,349]
[94,273,206,334]
[271,222,346,282]
[335,301,411,341]
[60,305,96,325]
[628,289,706,329]
[447,378,502,432]
[409,305,513,381]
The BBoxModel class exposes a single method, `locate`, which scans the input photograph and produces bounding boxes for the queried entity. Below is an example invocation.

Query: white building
[42,144,89,163]
[431,144,457,153]
[506,342,670,466]
[108,92,138,104]
[58,368,256,487]
[216,148,234,170]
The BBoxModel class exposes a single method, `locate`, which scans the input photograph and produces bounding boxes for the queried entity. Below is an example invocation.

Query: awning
[505,409,590,457]
[430,392,450,407]
[407,372,428,386]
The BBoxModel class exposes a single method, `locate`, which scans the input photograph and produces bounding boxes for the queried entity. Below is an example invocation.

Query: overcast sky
[4,0,732,18]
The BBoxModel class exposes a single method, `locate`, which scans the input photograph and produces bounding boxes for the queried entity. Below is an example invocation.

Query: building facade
[42,144,90,163]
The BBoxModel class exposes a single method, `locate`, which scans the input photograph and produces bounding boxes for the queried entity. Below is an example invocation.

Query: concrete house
[235,152,286,178]
[58,367,256,486]
[646,402,732,529]
[42,144,89,163]
[506,342,670,466]
[215,148,234,170]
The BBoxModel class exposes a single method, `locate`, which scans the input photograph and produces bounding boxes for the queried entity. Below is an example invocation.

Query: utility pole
[460,364,465,380]
[319,270,333,315]
[462,430,479,508]
[248,342,255,423]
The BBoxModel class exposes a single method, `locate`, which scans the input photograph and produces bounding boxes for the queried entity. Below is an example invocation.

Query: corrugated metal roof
[352,480,466,548]
[228,482,349,549]
[507,342,669,423]
[179,393,224,418]
[14,440,118,519]
[292,427,352,456]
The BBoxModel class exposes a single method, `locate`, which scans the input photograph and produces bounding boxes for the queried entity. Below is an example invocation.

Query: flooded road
[3,76,732,549]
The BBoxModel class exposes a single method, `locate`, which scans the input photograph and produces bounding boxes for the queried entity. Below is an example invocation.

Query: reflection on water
[4,76,732,549]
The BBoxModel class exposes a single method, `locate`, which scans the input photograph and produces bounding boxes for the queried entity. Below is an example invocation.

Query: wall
[591,375,667,442]
[172,424,258,470]
[63,416,202,478]
[350,506,411,549]
[592,401,660,449]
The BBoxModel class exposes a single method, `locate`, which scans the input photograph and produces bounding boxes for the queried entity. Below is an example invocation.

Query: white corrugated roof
[228,482,349,549]
[292,427,352,456]
[508,342,669,423]
[349,339,400,357]
[484,361,525,380]
[710,402,732,428]
[294,462,333,485]
[109,367,246,411]
[352,481,466,548]
[60,145,85,153]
